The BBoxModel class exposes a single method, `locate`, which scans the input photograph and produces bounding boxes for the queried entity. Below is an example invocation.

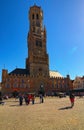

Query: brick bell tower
[26,5,49,77]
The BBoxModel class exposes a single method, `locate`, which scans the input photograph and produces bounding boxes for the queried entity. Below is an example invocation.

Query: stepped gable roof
[9,68,29,75]
[49,70,63,78]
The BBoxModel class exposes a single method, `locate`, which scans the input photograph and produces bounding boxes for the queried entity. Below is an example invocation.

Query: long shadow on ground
[58,106,72,110]
[10,104,20,107]
[9,102,41,107]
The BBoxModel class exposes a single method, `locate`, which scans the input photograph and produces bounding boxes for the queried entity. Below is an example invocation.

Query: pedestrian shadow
[10,104,20,107]
[58,106,72,110]
[34,102,42,104]
[6,100,18,103]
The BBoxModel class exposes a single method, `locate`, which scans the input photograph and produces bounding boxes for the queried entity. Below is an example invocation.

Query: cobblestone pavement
[0,96,84,130]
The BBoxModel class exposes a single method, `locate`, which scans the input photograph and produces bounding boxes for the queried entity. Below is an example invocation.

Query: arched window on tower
[39,68,42,76]
[36,14,39,19]
[36,40,42,47]
[32,14,34,19]
[33,27,35,32]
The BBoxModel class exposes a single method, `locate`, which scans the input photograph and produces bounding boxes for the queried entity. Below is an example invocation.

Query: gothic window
[33,27,35,32]
[60,84,62,88]
[36,14,39,19]
[39,41,42,47]
[37,28,40,34]
[56,84,58,88]
[5,84,10,88]
[36,21,40,27]
[36,40,38,46]
[20,83,24,88]
[38,68,42,76]
[39,68,42,71]
[13,83,17,88]
[22,79,24,83]
[32,14,34,19]
[14,78,17,83]
[36,40,42,47]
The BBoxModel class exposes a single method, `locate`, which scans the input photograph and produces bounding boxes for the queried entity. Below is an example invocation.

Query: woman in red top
[69,92,75,108]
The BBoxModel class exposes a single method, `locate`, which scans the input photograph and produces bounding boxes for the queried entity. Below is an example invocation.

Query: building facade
[1,5,73,95]
[73,76,84,89]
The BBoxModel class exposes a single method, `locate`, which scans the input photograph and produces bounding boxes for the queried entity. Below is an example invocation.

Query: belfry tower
[26,5,49,77]
[1,4,72,95]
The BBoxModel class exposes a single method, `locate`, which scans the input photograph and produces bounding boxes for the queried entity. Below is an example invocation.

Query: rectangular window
[5,84,10,88]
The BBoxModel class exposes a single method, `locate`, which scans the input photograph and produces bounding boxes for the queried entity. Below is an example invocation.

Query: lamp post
[39,84,45,96]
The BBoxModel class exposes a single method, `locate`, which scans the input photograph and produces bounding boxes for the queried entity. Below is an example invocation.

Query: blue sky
[0,0,84,81]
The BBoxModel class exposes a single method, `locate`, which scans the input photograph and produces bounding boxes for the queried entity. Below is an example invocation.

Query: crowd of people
[18,92,75,108]
[18,93,44,106]
[0,91,75,108]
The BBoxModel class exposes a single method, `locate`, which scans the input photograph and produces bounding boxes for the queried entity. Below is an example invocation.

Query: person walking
[39,93,44,103]
[24,94,29,105]
[0,95,4,105]
[31,94,35,104]
[69,92,75,108]
[19,93,23,106]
